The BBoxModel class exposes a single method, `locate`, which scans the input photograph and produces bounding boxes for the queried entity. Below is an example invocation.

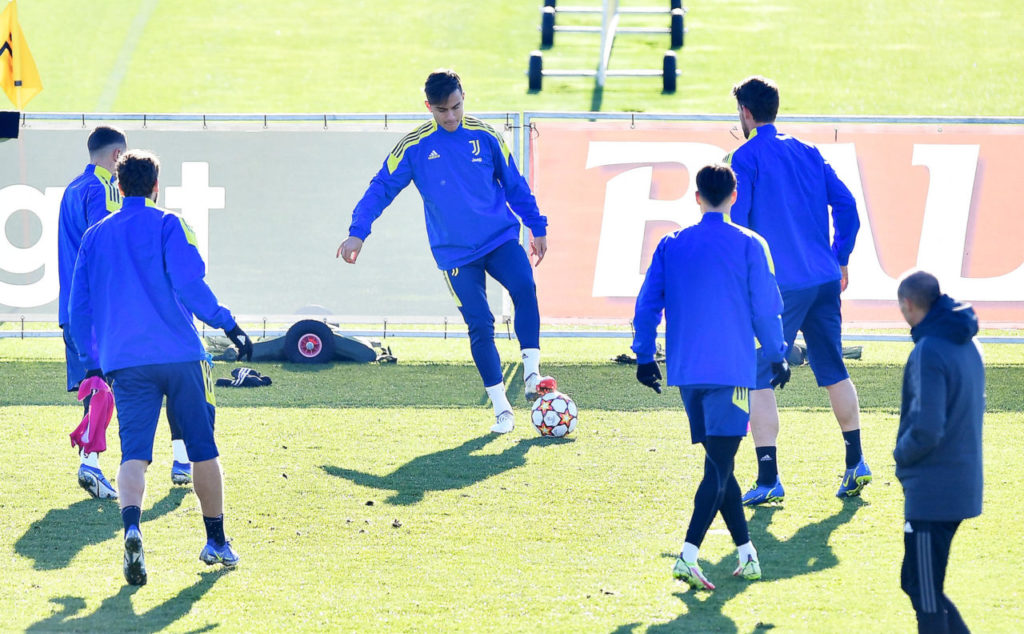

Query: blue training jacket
[727,124,859,292]
[57,164,121,327]
[68,197,236,373]
[348,116,547,270]
[632,212,787,387]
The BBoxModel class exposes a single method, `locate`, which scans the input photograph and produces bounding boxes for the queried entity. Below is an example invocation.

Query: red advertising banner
[529,120,1024,326]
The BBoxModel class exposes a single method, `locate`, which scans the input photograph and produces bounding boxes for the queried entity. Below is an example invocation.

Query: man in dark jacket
[896,270,984,634]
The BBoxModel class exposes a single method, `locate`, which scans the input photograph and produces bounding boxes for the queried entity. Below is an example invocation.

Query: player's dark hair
[87,126,127,156]
[733,76,780,123]
[424,69,463,105]
[897,270,941,311]
[116,150,160,197]
[695,163,737,208]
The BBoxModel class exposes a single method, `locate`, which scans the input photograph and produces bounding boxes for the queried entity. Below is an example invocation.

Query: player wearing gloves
[68,150,251,586]
[338,69,550,434]
[631,164,788,590]
[727,76,869,503]
[58,126,196,495]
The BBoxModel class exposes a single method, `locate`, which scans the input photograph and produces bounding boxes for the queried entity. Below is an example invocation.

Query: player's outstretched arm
[530,235,547,266]
[337,236,363,264]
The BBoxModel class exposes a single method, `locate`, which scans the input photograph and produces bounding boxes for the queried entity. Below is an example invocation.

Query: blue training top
[632,212,787,388]
[348,116,547,270]
[68,197,236,373]
[57,164,121,327]
[727,123,860,292]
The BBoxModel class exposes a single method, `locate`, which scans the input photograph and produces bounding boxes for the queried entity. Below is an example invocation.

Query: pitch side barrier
[0,112,523,337]
[522,111,1024,341]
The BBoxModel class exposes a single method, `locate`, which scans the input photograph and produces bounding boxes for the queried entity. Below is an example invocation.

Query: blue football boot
[200,539,240,569]
[78,464,118,499]
[741,477,785,506]
[837,458,872,498]
[123,526,147,586]
[171,461,193,485]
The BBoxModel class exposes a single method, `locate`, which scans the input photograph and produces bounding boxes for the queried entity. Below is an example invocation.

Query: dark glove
[636,361,663,394]
[225,325,253,362]
[770,359,791,389]
[85,368,104,380]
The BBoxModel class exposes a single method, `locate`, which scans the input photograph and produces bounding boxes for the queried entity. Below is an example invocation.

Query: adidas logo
[759,455,774,462]
[427,150,441,160]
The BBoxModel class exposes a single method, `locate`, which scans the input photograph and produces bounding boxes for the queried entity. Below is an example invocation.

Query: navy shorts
[62,327,88,392]
[108,360,218,463]
[756,279,849,389]
[680,386,750,444]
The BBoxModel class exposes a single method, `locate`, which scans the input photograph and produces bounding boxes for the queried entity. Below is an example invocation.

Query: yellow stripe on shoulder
[463,116,511,165]
[388,120,437,173]
[178,216,199,248]
[731,223,776,274]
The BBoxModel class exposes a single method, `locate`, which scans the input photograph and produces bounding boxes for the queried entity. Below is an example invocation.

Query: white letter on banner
[165,162,225,264]
[817,144,897,301]
[913,144,1024,301]
[0,185,63,308]
[587,142,725,297]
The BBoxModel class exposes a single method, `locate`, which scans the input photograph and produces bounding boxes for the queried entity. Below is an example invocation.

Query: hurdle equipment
[529,0,685,93]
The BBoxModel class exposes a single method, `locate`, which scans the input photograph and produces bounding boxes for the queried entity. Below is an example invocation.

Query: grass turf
[17,0,1024,115]
[2,338,1023,631]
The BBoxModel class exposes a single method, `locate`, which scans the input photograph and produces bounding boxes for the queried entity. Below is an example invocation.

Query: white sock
[485,383,513,416]
[737,541,758,562]
[521,348,541,380]
[172,439,190,463]
[80,449,100,468]
[682,542,699,563]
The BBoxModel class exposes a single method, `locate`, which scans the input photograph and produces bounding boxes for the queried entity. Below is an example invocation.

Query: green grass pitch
[2,338,1023,632]
[5,0,1024,630]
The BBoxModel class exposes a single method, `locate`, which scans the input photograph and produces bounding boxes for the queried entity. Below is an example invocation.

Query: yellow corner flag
[1,1,42,109]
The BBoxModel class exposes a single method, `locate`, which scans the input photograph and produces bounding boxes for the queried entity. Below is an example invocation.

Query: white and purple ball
[530,391,578,437]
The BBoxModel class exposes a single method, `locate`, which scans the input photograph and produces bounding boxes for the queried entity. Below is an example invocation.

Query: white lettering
[164,162,225,264]
[0,184,63,307]
[586,142,723,297]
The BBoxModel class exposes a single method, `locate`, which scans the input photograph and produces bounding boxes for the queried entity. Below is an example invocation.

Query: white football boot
[490,410,515,434]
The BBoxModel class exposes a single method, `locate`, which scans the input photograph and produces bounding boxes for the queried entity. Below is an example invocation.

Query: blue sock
[122,506,141,535]
[755,446,778,485]
[842,430,862,468]
[204,515,226,546]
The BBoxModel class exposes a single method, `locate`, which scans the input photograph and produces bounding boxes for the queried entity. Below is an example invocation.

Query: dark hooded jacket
[895,294,984,521]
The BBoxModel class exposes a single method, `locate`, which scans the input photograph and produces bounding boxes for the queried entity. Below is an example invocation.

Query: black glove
[770,359,791,389]
[225,325,253,362]
[636,361,663,394]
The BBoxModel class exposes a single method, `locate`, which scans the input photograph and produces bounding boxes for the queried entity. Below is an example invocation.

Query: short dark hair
[116,150,160,197]
[897,270,941,311]
[733,76,779,123]
[695,163,737,208]
[424,69,463,105]
[87,126,127,155]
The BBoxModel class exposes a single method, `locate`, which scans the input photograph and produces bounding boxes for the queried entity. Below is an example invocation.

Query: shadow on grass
[15,487,188,570]
[322,434,569,505]
[632,499,866,633]
[26,569,224,633]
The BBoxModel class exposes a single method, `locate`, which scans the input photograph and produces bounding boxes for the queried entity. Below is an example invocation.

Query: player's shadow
[14,487,188,570]
[637,499,866,634]
[322,434,566,505]
[26,570,223,633]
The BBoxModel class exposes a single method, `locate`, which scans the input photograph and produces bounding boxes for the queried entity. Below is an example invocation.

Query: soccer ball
[530,391,578,437]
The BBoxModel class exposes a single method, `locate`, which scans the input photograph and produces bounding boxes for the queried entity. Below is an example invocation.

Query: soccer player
[896,271,983,634]
[632,164,789,590]
[727,76,870,504]
[337,69,549,434]
[68,150,252,585]
[58,127,193,498]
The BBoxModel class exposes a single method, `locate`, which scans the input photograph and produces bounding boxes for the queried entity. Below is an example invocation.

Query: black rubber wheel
[529,52,543,91]
[541,7,555,48]
[670,0,682,10]
[662,52,677,93]
[670,8,684,48]
[284,320,336,364]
